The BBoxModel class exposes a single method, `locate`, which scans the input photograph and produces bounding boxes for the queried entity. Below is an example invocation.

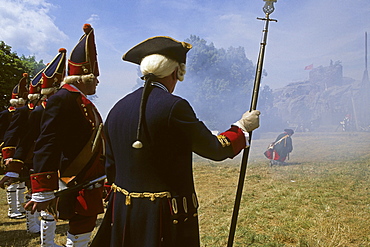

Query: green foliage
[0,41,24,109]
[19,55,45,76]
[0,41,45,109]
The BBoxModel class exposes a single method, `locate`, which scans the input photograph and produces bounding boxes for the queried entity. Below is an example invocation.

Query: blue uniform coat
[92,85,245,247]
[2,105,33,159]
[273,132,293,162]
[13,104,45,166]
[32,84,105,218]
[0,107,15,143]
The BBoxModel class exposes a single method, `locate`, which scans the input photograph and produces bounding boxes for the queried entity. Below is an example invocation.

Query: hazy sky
[0,0,369,118]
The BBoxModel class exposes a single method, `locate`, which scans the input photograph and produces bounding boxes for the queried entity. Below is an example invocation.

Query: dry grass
[1,130,370,246]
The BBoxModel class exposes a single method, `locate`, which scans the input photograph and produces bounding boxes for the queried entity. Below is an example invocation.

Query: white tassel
[132,141,143,149]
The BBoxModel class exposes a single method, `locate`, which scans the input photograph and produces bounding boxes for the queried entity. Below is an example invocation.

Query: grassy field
[0,131,369,246]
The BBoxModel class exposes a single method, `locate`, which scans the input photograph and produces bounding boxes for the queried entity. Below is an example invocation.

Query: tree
[19,55,45,76]
[0,41,45,109]
[176,35,255,130]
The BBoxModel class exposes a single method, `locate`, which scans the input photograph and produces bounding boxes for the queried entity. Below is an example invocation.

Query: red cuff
[30,171,59,193]
[7,160,25,174]
[220,126,246,155]
[2,147,15,159]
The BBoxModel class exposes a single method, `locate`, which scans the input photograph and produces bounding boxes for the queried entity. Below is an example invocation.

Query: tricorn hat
[123,36,192,149]
[42,48,67,95]
[10,73,29,105]
[284,129,294,135]
[68,24,99,76]
[122,36,192,65]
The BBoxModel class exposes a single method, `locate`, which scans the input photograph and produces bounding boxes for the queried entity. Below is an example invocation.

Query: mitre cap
[68,23,99,76]
[42,48,67,95]
[11,73,28,100]
[28,68,44,95]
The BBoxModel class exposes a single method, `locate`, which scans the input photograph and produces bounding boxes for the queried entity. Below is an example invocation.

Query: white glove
[233,110,260,132]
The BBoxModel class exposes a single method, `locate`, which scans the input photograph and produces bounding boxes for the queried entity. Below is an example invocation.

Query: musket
[227,1,277,246]
[1,173,106,189]
[54,174,106,197]
[43,175,106,220]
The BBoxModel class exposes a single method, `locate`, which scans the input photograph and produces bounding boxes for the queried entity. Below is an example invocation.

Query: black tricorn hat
[122,36,192,65]
[284,129,294,135]
[123,36,192,149]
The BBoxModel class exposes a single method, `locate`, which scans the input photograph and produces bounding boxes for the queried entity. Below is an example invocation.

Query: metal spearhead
[263,0,277,15]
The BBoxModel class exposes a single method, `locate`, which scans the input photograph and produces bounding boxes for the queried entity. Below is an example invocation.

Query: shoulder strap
[60,94,103,185]
[60,122,103,183]
[273,134,289,146]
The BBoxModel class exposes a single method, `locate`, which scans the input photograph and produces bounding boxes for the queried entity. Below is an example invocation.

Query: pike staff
[227,1,277,246]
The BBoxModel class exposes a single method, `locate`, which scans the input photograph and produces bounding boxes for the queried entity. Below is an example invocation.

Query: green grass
[1,131,370,246]
[194,131,370,246]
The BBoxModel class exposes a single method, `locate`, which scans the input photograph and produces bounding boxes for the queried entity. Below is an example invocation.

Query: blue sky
[0,0,369,119]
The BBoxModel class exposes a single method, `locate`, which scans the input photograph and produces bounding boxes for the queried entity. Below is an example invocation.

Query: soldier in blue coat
[2,73,30,162]
[1,73,30,219]
[0,79,25,219]
[0,99,17,166]
[0,105,15,176]
[0,68,46,226]
[25,24,105,247]
[1,48,67,242]
[91,36,260,247]
[0,105,16,148]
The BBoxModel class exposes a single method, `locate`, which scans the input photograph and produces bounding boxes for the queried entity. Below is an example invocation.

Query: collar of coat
[61,83,93,108]
[61,83,86,96]
[60,83,100,126]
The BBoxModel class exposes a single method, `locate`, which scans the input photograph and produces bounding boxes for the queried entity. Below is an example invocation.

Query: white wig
[60,74,96,86]
[140,54,186,81]
[41,88,57,96]
[28,93,41,101]
[9,98,26,106]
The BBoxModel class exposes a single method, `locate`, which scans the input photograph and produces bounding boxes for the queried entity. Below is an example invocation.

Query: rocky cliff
[271,61,370,132]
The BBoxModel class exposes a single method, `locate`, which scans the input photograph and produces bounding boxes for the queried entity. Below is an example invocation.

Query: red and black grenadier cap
[68,24,99,77]
[11,73,29,102]
[41,48,67,95]
[28,68,44,96]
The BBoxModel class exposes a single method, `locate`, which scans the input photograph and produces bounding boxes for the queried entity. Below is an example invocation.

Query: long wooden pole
[227,10,277,247]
